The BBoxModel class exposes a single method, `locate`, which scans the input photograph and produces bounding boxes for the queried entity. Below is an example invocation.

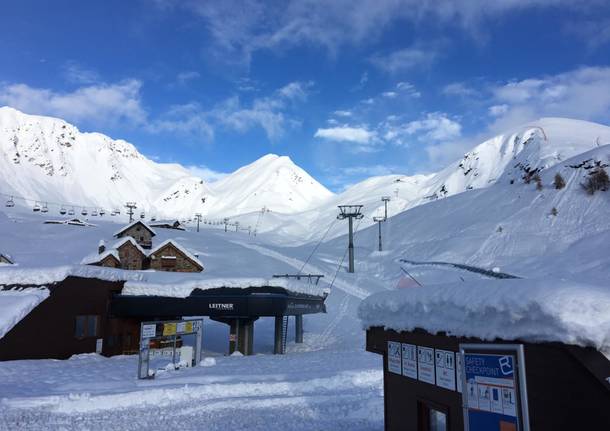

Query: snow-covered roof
[80,249,120,265]
[0,288,49,339]
[123,277,327,297]
[358,278,610,356]
[112,237,146,255]
[148,239,204,269]
[113,220,156,238]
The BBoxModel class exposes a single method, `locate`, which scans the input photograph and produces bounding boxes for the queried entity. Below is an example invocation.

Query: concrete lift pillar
[295,315,304,344]
[274,316,289,354]
[211,317,258,356]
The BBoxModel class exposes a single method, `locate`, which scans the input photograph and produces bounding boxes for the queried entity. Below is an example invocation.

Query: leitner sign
[460,344,530,431]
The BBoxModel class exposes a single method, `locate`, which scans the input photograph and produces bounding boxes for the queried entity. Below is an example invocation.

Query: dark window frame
[74,315,100,339]
[417,398,450,431]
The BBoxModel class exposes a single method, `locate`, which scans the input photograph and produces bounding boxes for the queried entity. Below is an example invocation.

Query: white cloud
[0,80,146,127]
[186,165,229,182]
[370,45,438,73]
[151,81,311,141]
[396,81,422,98]
[176,71,201,85]
[149,102,215,141]
[341,165,403,176]
[488,104,508,116]
[333,110,352,117]
[488,66,610,132]
[382,91,398,98]
[63,62,100,85]
[172,0,586,65]
[402,113,462,141]
[314,126,376,144]
[442,82,478,97]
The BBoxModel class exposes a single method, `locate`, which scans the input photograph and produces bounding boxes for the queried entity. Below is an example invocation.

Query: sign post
[460,344,530,431]
[138,319,203,379]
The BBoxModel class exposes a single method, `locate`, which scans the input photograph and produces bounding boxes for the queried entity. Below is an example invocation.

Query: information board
[387,341,402,375]
[417,346,435,384]
[401,343,418,379]
[435,349,456,391]
[460,344,530,431]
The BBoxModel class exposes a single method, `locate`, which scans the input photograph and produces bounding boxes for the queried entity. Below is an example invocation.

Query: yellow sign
[162,323,177,336]
[184,321,193,333]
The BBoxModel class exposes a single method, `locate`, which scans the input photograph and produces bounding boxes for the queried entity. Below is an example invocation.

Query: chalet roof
[112,237,147,255]
[44,218,96,227]
[80,249,120,265]
[0,287,49,339]
[149,220,185,230]
[113,221,156,238]
[148,239,204,270]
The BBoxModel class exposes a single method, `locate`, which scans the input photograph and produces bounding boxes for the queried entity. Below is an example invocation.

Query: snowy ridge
[0,107,334,220]
[358,278,610,355]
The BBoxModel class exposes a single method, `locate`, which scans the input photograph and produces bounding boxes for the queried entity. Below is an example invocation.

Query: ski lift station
[0,218,329,369]
[359,279,610,430]
[0,272,327,362]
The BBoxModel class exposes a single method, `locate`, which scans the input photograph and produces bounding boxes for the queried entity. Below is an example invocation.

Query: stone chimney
[98,240,106,254]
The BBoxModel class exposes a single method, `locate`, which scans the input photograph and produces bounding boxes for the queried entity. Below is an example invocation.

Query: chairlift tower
[337,205,364,273]
[194,213,202,232]
[373,216,385,252]
[125,202,137,223]
[223,217,230,232]
[381,196,391,219]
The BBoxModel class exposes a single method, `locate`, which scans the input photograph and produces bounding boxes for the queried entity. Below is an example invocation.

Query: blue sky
[2,0,610,190]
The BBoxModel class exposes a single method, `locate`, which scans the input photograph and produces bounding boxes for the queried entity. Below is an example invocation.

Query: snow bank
[123,277,326,297]
[0,265,146,286]
[358,278,610,354]
[0,288,49,339]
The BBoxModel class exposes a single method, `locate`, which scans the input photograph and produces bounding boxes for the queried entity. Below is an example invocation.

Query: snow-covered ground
[1,113,610,429]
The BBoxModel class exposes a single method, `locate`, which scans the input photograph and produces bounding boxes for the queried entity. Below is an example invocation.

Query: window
[161,256,177,271]
[75,315,99,338]
[418,401,448,431]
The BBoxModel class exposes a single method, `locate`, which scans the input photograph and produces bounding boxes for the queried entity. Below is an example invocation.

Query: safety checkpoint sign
[460,344,530,431]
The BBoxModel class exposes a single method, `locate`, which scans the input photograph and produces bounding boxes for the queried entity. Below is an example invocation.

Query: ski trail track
[231,240,370,300]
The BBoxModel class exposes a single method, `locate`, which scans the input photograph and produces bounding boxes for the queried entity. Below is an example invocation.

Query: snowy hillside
[0,107,334,219]
[255,117,610,243]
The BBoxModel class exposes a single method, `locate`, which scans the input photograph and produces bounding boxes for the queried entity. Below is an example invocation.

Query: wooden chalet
[148,239,203,272]
[113,220,156,249]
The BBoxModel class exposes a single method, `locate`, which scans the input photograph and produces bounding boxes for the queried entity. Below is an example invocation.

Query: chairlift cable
[298,217,338,275]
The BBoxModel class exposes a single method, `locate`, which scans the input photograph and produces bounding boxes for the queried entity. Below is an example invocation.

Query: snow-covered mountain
[2,106,610,243]
[0,107,333,219]
[254,117,610,243]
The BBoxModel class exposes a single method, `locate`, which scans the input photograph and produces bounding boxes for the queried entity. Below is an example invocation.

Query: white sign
[401,343,418,379]
[387,341,402,375]
[95,338,103,354]
[142,324,157,339]
[177,321,187,333]
[435,349,456,391]
[456,353,463,393]
[417,346,435,384]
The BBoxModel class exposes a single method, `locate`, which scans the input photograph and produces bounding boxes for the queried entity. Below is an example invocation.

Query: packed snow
[1,112,610,429]
[358,278,610,355]
[0,288,49,339]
